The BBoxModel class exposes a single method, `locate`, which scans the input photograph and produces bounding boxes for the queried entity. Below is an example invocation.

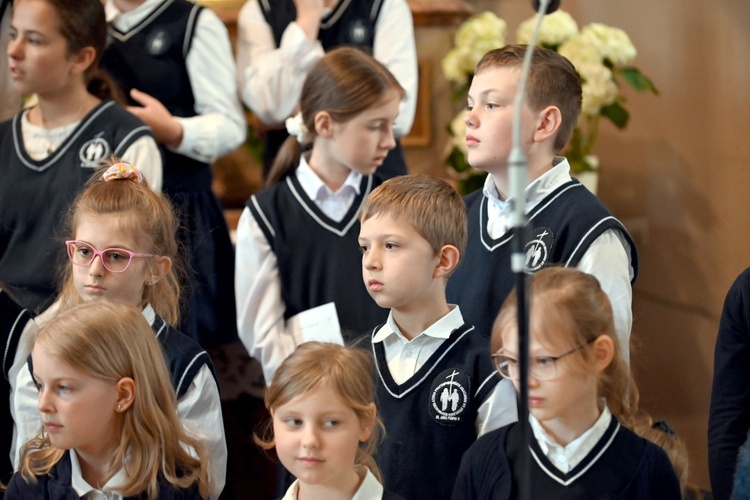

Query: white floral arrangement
[443,10,658,191]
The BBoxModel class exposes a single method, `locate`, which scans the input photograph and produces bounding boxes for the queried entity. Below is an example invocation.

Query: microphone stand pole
[509,2,550,499]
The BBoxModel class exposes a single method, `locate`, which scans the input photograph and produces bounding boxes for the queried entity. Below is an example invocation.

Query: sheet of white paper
[289,302,344,346]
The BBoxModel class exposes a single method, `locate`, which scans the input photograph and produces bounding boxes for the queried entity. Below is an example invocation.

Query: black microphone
[532,0,561,14]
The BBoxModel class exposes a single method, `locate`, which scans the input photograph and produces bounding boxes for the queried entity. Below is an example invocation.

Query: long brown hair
[19,302,209,497]
[255,341,384,481]
[58,159,183,325]
[493,267,638,427]
[266,47,405,186]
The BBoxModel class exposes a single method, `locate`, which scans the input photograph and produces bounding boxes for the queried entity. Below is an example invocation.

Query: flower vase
[571,155,599,196]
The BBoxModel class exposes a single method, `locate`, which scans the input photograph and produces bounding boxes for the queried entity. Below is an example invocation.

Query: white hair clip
[285,113,309,144]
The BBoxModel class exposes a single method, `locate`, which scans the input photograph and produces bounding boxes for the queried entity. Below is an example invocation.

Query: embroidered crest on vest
[79,135,110,168]
[347,18,371,44]
[429,369,470,426]
[523,227,555,273]
[146,30,171,56]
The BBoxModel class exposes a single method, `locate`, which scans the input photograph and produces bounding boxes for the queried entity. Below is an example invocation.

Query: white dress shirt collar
[372,305,464,344]
[281,466,384,500]
[296,156,363,222]
[529,404,612,474]
[70,449,126,500]
[105,0,163,26]
[483,157,572,239]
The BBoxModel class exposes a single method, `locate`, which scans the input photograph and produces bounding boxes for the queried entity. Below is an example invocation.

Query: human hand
[294,0,325,41]
[126,88,183,148]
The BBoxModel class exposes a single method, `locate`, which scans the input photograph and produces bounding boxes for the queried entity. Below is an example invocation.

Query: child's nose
[7,37,22,60]
[88,254,106,275]
[464,109,477,129]
[363,249,380,270]
[301,426,319,449]
[37,389,53,413]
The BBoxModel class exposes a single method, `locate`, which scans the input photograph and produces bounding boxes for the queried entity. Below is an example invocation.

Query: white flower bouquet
[442,10,658,190]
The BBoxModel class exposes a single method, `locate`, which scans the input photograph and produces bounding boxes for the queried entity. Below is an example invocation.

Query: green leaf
[446,147,472,173]
[619,67,659,95]
[601,102,630,129]
[451,80,472,102]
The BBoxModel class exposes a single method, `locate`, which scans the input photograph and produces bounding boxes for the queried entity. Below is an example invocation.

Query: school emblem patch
[79,135,111,169]
[429,369,470,426]
[523,227,555,273]
[347,19,371,45]
[146,30,171,56]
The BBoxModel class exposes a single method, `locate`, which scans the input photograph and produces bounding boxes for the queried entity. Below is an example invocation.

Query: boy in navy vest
[358,175,518,500]
[445,45,638,363]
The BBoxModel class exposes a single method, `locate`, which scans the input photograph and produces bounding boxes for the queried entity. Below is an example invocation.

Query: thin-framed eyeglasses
[492,337,597,381]
[65,240,155,273]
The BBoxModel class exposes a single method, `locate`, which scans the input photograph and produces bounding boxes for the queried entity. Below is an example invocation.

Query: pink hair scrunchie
[102,162,144,183]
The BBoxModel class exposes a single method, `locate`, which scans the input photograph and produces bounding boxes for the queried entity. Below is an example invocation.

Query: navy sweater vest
[247,174,387,341]
[373,323,501,500]
[447,180,639,336]
[101,0,209,192]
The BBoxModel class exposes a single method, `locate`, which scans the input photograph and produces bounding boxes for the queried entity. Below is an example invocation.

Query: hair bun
[103,162,144,183]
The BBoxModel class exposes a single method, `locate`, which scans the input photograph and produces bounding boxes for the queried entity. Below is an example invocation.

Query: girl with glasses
[12,161,227,498]
[453,267,680,499]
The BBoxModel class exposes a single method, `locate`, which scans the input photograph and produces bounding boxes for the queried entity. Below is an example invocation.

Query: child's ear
[591,335,615,374]
[533,105,562,144]
[358,403,377,442]
[314,111,334,138]
[433,245,460,279]
[115,377,135,413]
[70,46,97,76]
[146,256,172,287]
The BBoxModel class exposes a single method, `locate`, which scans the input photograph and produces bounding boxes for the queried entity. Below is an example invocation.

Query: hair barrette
[103,162,144,183]
[651,419,677,436]
[285,113,309,144]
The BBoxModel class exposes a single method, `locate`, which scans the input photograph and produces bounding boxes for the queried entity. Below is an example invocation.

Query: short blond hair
[360,175,467,259]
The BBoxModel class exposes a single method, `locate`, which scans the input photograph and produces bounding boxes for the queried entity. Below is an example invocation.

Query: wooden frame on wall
[402,59,432,148]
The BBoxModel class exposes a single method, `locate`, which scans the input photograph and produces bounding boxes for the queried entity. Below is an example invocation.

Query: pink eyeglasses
[65,240,155,273]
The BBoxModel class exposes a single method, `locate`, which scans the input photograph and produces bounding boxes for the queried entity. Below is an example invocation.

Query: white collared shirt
[529,405,613,474]
[236,0,418,137]
[483,157,634,365]
[372,306,518,435]
[70,449,126,500]
[296,157,362,222]
[104,0,246,164]
[281,466,384,500]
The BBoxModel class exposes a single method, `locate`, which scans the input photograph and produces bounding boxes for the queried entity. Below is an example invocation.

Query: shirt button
[404,350,413,359]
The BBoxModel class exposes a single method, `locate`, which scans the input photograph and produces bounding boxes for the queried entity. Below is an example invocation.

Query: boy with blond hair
[358,174,517,500]
[446,45,638,363]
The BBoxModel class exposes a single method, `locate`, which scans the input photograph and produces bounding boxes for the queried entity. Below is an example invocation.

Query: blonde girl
[236,46,404,384]
[453,267,680,499]
[5,301,208,498]
[12,162,226,498]
[0,0,161,312]
[257,341,398,500]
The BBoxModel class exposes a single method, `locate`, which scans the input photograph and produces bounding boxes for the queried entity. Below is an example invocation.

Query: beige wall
[405,0,750,490]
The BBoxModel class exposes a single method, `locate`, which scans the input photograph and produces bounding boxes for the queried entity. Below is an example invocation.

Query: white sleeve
[119,135,163,192]
[576,229,634,366]
[174,7,246,163]
[11,357,41,468]
[234,206,297,383]
[475,378,518,436]
[236,0,324,126]
[8,318,37,467]
[176,365,226,500]
[373,0,418,137]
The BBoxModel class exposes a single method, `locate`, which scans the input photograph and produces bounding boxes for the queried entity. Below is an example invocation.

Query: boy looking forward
[446,45,638,363]
[359,174,517,500]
